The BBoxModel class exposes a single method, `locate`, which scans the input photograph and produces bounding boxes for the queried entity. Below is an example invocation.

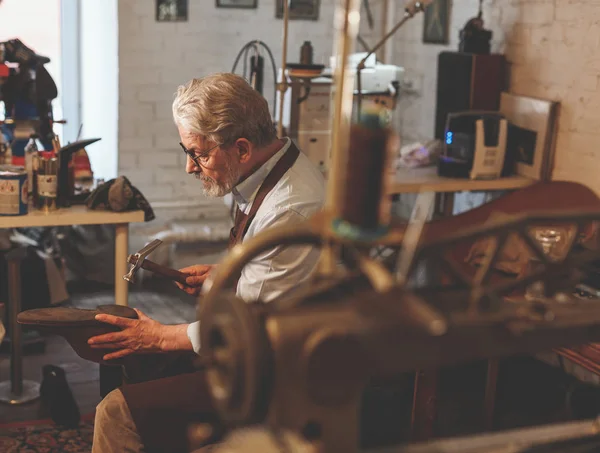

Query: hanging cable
[362,0,374,29]
[231,40,279,120]
[356,35,370,52]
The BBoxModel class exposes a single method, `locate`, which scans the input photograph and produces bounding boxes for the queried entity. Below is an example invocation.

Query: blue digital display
[445,131,453,145]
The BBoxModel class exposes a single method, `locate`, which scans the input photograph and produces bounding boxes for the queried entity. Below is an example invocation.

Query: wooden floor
[0,280,197,424]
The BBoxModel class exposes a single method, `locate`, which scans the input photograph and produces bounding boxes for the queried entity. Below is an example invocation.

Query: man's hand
[176,264,214,296]
[88,309,187,360]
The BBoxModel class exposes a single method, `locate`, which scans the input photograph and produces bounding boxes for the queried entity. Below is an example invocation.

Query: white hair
[172,73,276,147]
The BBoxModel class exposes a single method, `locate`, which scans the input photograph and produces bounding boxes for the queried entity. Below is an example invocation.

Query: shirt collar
[232,138,292,205]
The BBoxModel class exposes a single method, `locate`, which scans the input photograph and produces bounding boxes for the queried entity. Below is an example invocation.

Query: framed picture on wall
[499,92,560,180]
[216,0,258,8]
[156,0,188,22]
[276,0,320,21]
[422,0,450,44]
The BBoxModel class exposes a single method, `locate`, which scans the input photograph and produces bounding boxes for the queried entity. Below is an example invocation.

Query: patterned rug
[0,415,94,453]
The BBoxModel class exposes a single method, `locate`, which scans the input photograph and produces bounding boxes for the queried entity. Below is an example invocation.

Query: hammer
[123,239,188,285]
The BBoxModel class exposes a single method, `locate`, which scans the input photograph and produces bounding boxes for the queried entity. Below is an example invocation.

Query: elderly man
[90,73,325,452]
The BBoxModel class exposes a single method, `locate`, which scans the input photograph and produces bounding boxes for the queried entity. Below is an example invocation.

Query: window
[0,0,80,143]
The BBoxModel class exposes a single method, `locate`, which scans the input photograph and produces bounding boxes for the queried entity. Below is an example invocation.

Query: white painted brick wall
[392,0,600,197]
[117,0,352,226]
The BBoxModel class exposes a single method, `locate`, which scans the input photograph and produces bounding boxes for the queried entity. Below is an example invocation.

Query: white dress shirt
[187,138,325,353]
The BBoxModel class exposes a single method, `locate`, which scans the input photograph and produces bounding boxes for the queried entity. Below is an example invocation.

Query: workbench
[0,205,145,306]
[389,166,535,195]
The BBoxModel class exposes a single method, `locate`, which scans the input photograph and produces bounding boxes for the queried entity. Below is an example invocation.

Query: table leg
[0,248,40,404]
[115,223,129,306]
[484,358,499,431]
[411,369,438,441]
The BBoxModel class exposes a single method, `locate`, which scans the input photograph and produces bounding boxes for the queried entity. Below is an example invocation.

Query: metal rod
[380,0,392,63]
[325,0,361,217]
[7,257,22,395]
[277,0,290,138]
[0,248,39,405]
[356,12,410,119]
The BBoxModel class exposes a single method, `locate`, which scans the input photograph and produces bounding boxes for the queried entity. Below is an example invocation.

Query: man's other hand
[88,309,168,360]
[176,264,214,296]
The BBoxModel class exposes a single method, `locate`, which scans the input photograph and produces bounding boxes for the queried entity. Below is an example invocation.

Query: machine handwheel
[202,291,272,424]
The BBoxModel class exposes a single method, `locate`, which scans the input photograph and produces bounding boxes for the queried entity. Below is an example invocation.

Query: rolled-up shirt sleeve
[187,320,201,354]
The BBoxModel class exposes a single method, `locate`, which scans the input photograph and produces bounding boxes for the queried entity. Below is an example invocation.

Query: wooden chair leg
[410,369,438,441]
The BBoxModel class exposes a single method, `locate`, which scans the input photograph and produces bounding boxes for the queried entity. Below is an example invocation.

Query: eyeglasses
[179,142,220,168]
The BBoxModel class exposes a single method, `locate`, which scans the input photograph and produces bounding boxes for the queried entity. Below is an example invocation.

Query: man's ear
[235,138,253,163]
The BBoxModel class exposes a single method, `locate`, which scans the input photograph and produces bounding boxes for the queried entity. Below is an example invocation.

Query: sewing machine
[188,1,600,452]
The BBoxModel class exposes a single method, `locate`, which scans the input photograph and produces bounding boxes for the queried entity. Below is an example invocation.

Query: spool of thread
[339,108,391,230]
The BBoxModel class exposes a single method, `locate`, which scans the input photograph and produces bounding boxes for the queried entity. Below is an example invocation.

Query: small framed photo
[156,0,188,22]
[276,0,320,21]
[500,92,560,181]
[216,0,258,8]
[423,0,450,44]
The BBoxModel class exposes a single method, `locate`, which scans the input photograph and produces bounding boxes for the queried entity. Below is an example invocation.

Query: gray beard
[195,166,240,198]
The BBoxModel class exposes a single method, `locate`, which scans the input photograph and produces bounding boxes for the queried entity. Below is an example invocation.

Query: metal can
[36,154,58,212]
[0,165,28,216]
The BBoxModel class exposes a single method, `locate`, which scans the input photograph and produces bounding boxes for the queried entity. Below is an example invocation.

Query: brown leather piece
[17,304,185,383]
[419,181,600,281]
[18,305,137,327]
[465,232,534,277]
[18,305,138,364]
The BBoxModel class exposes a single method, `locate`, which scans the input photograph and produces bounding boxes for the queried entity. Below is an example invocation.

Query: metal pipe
[380,0,392,63]
[277,0,290,138]
[0,248,40,404]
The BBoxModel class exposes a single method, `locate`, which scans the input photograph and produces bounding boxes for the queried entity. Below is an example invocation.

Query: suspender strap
[228,143,300,249]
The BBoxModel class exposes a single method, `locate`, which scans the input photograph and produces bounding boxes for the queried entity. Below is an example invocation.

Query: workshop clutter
[0,38,106,216]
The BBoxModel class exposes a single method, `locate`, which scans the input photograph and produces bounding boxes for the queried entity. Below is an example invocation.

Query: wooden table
[0,205,145,306]
[388,167,536,440]
[389,166,535,195]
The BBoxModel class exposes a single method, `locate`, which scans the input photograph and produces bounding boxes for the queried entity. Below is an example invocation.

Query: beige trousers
[92,388,145,453]
[92,388,217,452]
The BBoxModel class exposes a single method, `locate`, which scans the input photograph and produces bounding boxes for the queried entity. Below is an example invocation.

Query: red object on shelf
[11,156,24,166]
[0,64,9,78]
[73,148,93,180]
[39,151,56,159]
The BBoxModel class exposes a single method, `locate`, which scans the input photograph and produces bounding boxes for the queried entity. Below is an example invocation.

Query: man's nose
[185,155,199,174]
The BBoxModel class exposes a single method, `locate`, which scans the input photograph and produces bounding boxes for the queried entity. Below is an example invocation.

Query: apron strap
[228,142,300,249]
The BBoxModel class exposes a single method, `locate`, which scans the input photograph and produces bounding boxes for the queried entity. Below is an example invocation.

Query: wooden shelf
[388,166,536,194]
[0,205,145,229]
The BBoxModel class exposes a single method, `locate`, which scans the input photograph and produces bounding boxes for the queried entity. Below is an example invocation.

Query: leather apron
[120,142,300,453]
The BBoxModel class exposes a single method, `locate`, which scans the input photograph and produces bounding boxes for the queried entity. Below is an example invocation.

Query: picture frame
[156,0,188,22]
[216,0,258,8]
[422,0,450,45]
[276,0,320,21]
[499,92,560,181]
